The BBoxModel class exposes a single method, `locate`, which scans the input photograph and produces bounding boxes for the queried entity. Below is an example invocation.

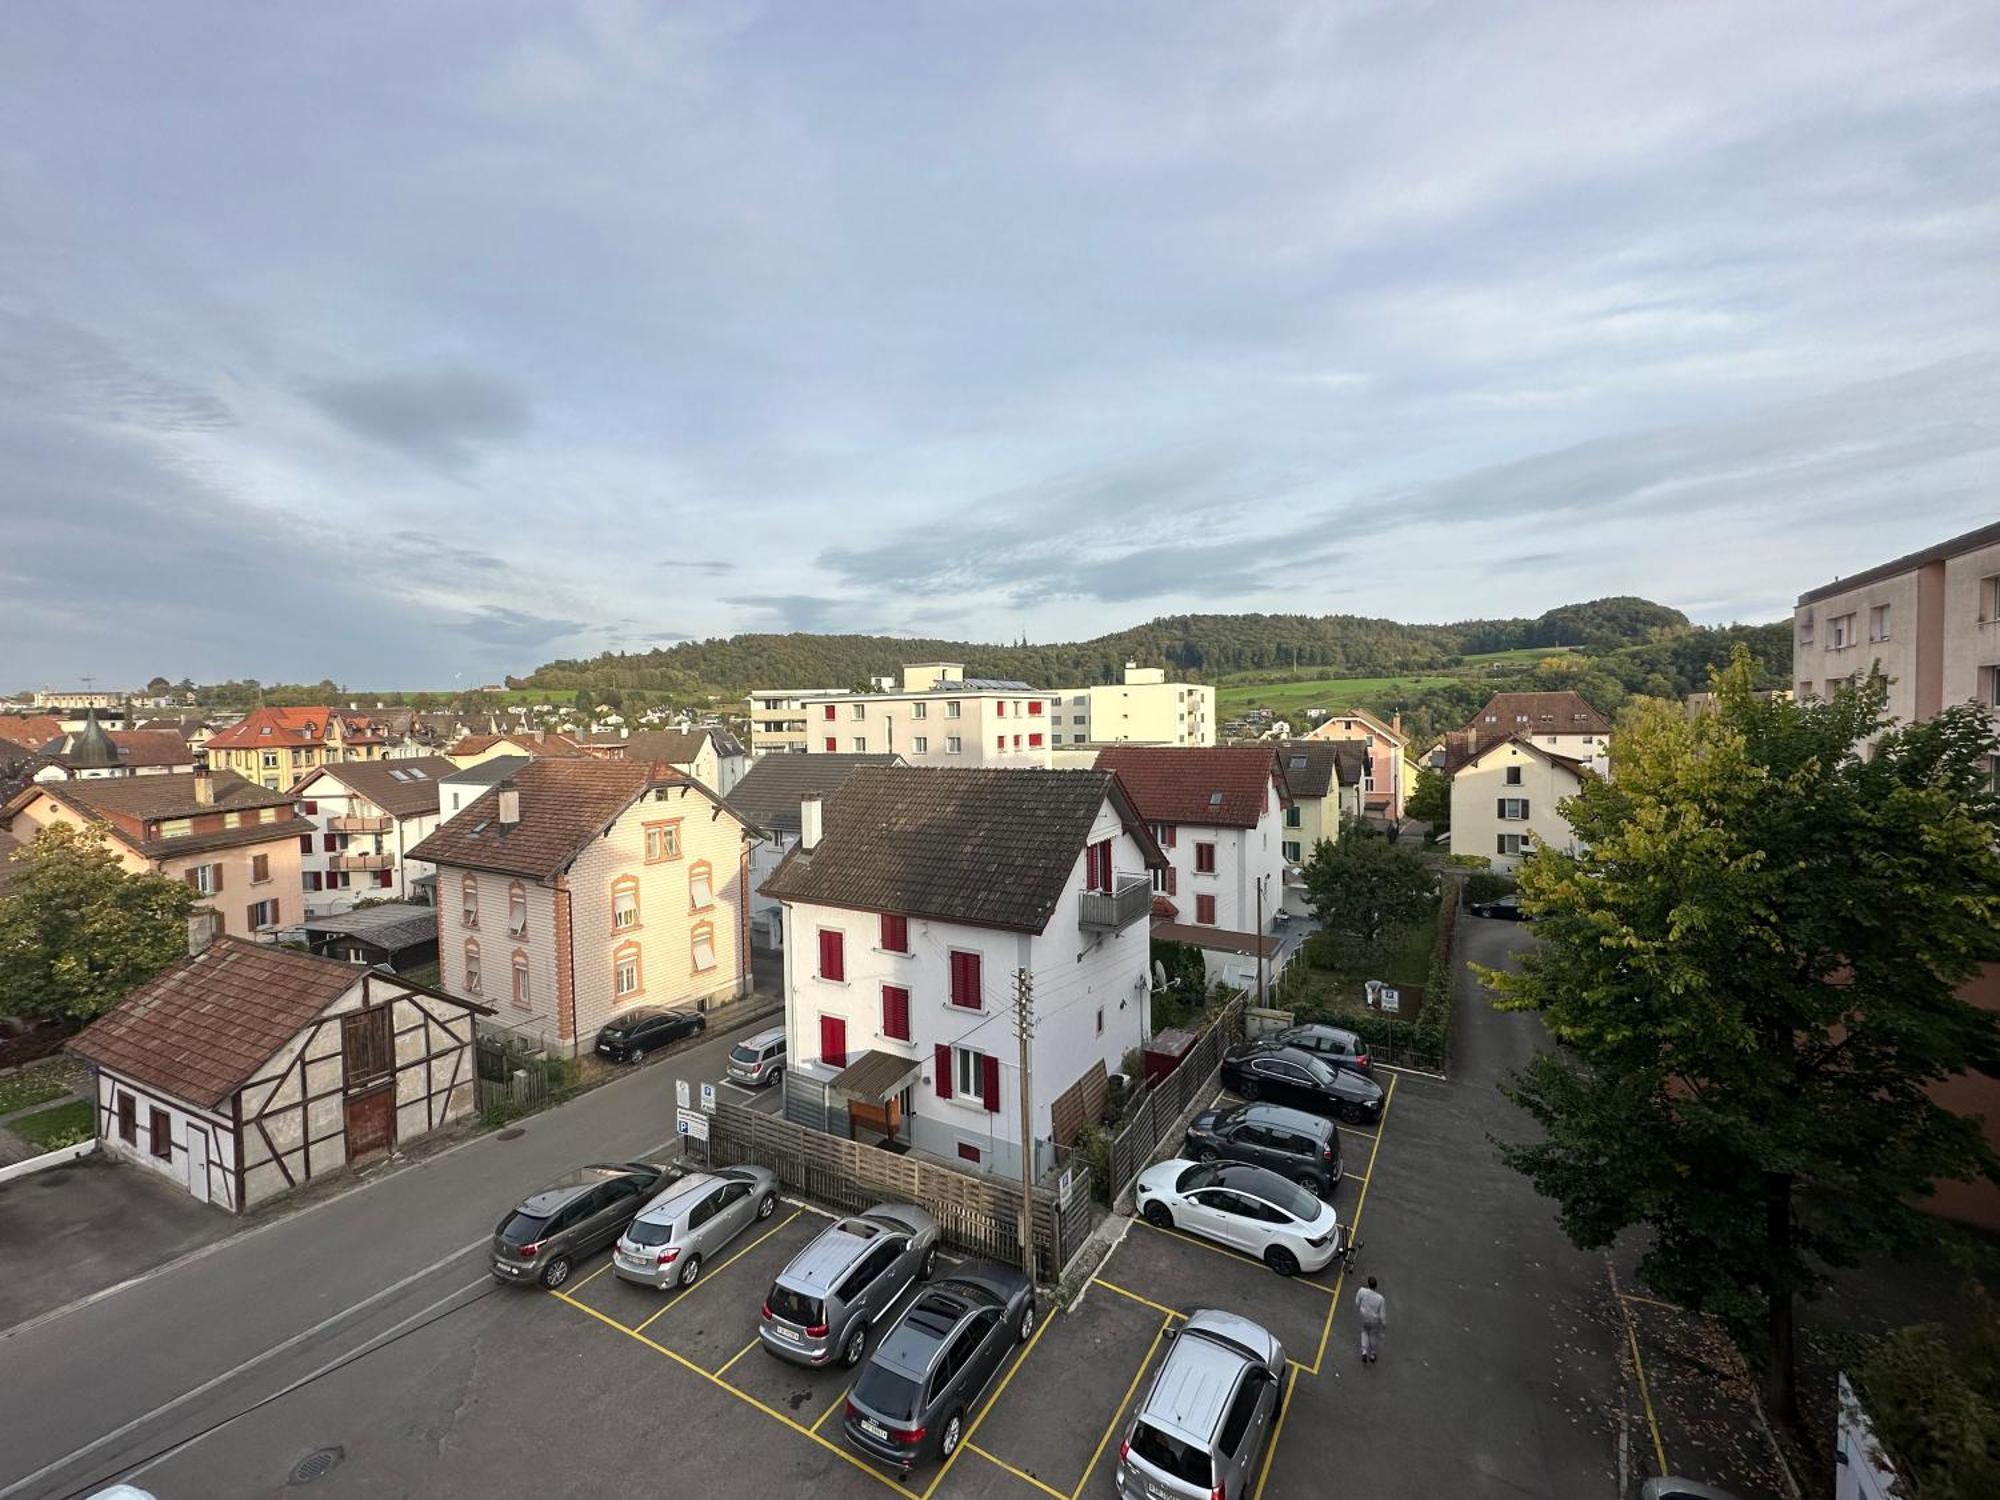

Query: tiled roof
[296,756,458,818]
[762,766,1163,934]
[1462,736,1592,778]
[1444,691,1611,772]
[616,729,710,765]
[0,717,64,748]
[1302,706,1406,747]
[69,938,366,1108]
[1332,743,1368,787]
[447,732,579,757]
[723,753,902,836]
[298,902,441,953]
[4,772,316,861]
[1275,741,1343,799]
[55,730,195,770]
[205,707,382,750]
[1092,746,1287,829]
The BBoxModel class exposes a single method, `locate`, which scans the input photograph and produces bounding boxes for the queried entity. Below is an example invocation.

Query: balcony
[329,852,393,872]
[1079,873,1153,933]
[327,814,391,834]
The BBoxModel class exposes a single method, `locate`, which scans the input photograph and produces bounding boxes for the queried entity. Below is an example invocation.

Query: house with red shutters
[760,765,1163,1180]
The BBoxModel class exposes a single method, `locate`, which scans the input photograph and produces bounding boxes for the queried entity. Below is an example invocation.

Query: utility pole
[1255,874,1266,1008]
[1012,967,1036,1279]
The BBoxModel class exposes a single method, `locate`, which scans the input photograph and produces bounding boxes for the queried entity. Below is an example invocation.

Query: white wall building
[1447,738,1590,872]
[292,756,457,916]
[801,664,1057,768]
[1049,664,1216,748]
[722,751,903,947]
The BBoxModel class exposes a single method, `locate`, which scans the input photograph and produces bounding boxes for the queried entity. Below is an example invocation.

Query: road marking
[1071,1316,1167,1498]
[1335,1124,1379,1142]
[713,1337,761,1379]
[569,1260,615,1293]
[1619,1291,1679,1312]
[1609,1263,1670,1475]
[1090,1277,1184,1322]
[1341,1171,1368,1185]
[1249,1363,1301,1500]
[634,1209,799,1333]
[1130,1219,1340,1297]
[919,1298,1054,1500]
[966,1442,1069,1499]
[0,1236,492,1499]
[1370,1061,1447,1081]
[808,1384,851,1434]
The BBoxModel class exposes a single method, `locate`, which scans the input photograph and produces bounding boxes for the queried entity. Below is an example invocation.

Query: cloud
[304,368,530,466]
[656,559,735,575]
[451,606,589,649]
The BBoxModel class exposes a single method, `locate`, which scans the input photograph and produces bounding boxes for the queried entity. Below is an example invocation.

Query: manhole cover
[289,1447,344,1484]
[497,1127,525,1141]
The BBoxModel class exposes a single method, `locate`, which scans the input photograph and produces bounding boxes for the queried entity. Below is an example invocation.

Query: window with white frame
[1868,603,1891,642]
[1983,576,2000,622]
[1499,797,1529,820]
[509,884,527,938]
[1282,840,1302,862]
[953,1046,987,1099]
[1829,613,1856,648]
[512,954,530,1008]
[462,876,478,929]
[613,882,639,931]
[690,921,716,973]
[850,702,866,720]
[615,945,641,997]
[945,735,962,754]
[911,701,927,719]
[944,701,962,719]
[913,736,929,754]
[465,940,482,994]
[853,737,867,752]
[688,861,713,909]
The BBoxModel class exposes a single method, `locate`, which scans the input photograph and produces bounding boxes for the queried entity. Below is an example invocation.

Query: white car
[1134,1158,1341,1276]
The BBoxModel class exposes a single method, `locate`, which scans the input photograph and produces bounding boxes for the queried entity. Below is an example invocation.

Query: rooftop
[295,755,459,818]
[723,752,903,837]
[1797,518,2000,606]
[1092,745,1287,828]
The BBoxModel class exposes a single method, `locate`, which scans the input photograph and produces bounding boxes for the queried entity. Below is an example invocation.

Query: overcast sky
[4,2,1998,689]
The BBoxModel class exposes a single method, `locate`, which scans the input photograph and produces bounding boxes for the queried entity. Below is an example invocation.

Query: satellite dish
[1152,959,1168,990]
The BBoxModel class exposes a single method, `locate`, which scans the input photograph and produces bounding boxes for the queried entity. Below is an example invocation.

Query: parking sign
[700,1082,717,1113]
[675,1078,690,1111]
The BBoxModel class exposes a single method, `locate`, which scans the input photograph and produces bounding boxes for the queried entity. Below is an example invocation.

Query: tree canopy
[1483,654,2000,1422]
[1301,822,1437,961]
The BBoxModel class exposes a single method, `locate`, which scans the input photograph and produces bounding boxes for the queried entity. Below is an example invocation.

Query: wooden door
[345,1087,395,1159]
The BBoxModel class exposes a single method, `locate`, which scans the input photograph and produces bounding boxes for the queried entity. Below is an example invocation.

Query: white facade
[748,688,852,757]
[296,777,443,917]
[1448,741,1587,872]
[1050,666,1216,748]
[1149,778,1289,936]
[804,690,1056,768]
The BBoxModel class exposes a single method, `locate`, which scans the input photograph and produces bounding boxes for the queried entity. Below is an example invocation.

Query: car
[726,1026,788,1088]
[759,1204,941,1368]
[593,1005,705,1063]
[1466,893,1532,920]
[1248,1021,1373,1076]
[611,1166,779,1290]
[1134,1159,1342,1276]
[1223,1043,1386,1123]
[1113,1310,1287,1500]
[841,1262,1036,1474]
[490,1161,672,1289]
[1184,1102,1342,1196]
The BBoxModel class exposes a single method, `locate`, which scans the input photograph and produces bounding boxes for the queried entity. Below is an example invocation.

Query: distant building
[445,731,580,769]
[1047,664,1216,748]
[586,727,749,796]
[32,710,194,782]
[205,708,385,791]
[722,751,902,946]
[32,690,121,711]
[746,687,854,757]
[291,755,458,915]
[1273,741,1366,912]
[297,902,441,973]
[1447,738,1592,872]
[800,664,1057,768]
[1303,707,1410,819]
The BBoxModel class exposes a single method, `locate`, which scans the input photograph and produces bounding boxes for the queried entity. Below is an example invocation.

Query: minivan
[1114,1310,1287,1500]
[759,1204,940,1368]
[727,1027,787,1088]
[490,1161,671,1289]
[1184,1102,1342,1196]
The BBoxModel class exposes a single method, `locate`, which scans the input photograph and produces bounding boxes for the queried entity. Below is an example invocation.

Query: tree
[1300,821,1436,961]
[1483,654,2000,1425]
[0,824,198,1023]
[144,676,172,696]
[1405,763,1450,833]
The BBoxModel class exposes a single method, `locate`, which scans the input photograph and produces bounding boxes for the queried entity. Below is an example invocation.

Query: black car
[1466,894,1532,921]
[1184,1102,1342,1196]
[490,1161,672,1289]
[1222,1044,1385,1124]
[1249,1022,1373,1077]
[843,1263,1036,1475]
[594,1005,705,1063]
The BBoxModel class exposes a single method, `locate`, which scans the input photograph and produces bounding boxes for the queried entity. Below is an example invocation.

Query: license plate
[860,1419,887,1440]
[772,1324,800,1342]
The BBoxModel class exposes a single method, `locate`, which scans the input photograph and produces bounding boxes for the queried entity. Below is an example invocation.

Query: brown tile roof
[295,756,458,818]
[1444,691,1611,772]
[1457,735,1594,780]
[762,766,1164,934]
[69,937,365,1109]
[447,732,580,758]
[3,772,316,861]
[1302,706,1407,747]
[614,729,710,765]
[1332,743,1368,787]
[724,753,903,837]
[106,731,195,769]
[410,758,737,879]
[205,706,381,750]
[1092,746,1287,829]
[1275,741,1351,800]
[0,717,64,748]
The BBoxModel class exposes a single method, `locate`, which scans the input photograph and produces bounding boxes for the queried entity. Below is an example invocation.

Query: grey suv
[490,1161,671,1289]
[843,1263,1036,1475]
[1184,1102,1342,1196]
[759,1204,940,1368]
[612,1166,779,1290]
[726,1027,787,1088]
[1114,1310,1286,1500]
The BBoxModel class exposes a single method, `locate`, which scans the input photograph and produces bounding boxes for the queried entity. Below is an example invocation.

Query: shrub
[1464,872,1518,904]
[1443,853,1492,871]
[1852,1312,2000,1499]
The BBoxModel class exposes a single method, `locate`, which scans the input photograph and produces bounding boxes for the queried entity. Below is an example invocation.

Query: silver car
[611,1166,779,1290]
[1114,1310,1286,1500]
[759,1204,940,1368]
[726,1027,787,1088]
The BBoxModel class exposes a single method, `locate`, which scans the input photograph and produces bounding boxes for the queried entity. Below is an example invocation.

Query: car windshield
[1130,1420,1213,1486]
[1252,1175,1322,1221]
[852,1361,922,1420]
[625,1218,675,1247]
[497,1211,548,1246]
[730,1044,761,1064]
[1175,1163,1221,1194]
[767,1285,822,1326]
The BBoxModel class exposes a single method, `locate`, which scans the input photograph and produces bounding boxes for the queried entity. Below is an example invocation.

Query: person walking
[1355,1276,1386,1363]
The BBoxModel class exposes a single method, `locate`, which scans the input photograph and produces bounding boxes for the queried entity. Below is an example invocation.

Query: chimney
[1391,711,1403,736]
[498,784,521,827]
[191,750,214,806]
[800,793,823,852]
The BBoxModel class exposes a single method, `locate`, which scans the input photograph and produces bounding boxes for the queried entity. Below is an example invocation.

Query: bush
[1852,1313,2000,1499]
[1464,872,1517,904]
[1443,853,1492,871]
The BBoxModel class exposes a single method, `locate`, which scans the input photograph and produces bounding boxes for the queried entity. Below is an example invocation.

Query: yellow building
[204,708,385,791]
[1051,664,1215,747]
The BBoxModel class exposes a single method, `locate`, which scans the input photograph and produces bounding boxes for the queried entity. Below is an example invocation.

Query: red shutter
[1167,866,1178,896]
[981,1053,1001,1112]
[212,862,224,891]
[825,737,837,752]
[880,913,907,953]
[935,1043,953,1100]
[882,985,910,1041]
[819,929,845,982]
[995,701,1006,717]
[1028,700,1043,716]
[323,833,338,852]
[299,834,312,854]
[301,800,317,815]
[1164,825,1176,848]
[996,736,1005,751]
[1029,733,1043,748]
[824,704,837,720]
[950,951,981,1009]
[1196,894,1216,925]
[820,1014,847,1068]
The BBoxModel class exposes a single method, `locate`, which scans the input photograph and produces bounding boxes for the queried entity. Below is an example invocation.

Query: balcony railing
[329,853,393,872]
[1079,873,1152,933]
[327,814,391,833]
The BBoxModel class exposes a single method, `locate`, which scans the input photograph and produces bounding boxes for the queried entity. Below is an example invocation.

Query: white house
[722,751,903,947]
[590,727,749,797]
[799,664,1058,769]
[1447,737,1592,872]
[291,755,457,916]
[762,765,1164,1180]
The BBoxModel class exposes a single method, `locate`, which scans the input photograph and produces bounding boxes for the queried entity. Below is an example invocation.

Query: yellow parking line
[966,1443,1069,1500]
[1132,1219,1340,1298]
[1308,1074,1396,1376]
[920,1300,1054,1500]
[1091,1277,1184,1322]
[1342,1171,1368,1185]
[1620,1291,1679,1312]
[808,1383,851,1434]
[1613,1272,1670,1474]
[569,1260,615,1293]
[712,1337,760,1379]
[548,1287,906,1495]
[1250,1363,1301,1500]
[634,1209,800,1333]
[1071,1316,1167,1498]
[1336,1125,1378,1142]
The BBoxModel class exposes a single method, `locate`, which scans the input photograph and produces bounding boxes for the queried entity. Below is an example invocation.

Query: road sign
[700,1082,717,1113]
[1380,987,1401,1014]
[675,1078,691,1111]
[676,1107,710,1141]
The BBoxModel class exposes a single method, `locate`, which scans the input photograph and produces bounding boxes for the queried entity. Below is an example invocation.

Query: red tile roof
[205,707,382,750]
[1443,691,1611,772]
[1092,745,1287,829]
[0,717,64,749]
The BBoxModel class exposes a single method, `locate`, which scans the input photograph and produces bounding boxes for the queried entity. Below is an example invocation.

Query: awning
[828,1049,924,1103]
[1150,920,1283,960]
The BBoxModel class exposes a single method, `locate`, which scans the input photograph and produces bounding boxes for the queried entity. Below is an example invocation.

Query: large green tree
[1484,656,2000,1423]
[1404,762,1450,832]
[1301,821,1436,961]
[0,823,197,1023]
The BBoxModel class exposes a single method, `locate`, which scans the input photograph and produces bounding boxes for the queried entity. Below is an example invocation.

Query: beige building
[1448,738,1589,872]
[1274,740,1366,912]
[1048,665,1216,748]
[746,687,854,757]
[205,707,385,791]
[802,664,1055,768]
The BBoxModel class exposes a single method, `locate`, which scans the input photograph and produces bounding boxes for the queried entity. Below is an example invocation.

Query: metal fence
[1102,997,1246,1199]
[472,1016,563,1113]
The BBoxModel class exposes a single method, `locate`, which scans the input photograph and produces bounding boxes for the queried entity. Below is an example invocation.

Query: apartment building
[410,759,754,1050]
[205,707,384,791]
[1274,741,1366,912]
[1447,738,1590,872]
[1047,665,1216,748]
[1303,707,1410,819]
[763,766,1163,1179]
[803,664,1056,768]
[291,755,457,916]
[747,688,854,756]
[588,727,749,796]
[31,709,193,782]
[721,751,902,946]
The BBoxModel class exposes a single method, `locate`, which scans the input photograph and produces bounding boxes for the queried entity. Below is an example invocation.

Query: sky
[3,1,1998,690]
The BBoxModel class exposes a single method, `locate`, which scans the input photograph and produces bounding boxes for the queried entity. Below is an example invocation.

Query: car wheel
[1265,1246,1300,1277]
[539,1254,573,1289]
[757,1192,777,1220]
[1238,1079,1261,1101]
[1339,1102,1362,1123]
[1143,1201,1173,1229]
[1296,1172,1323,1196]
[841,1325,867,1368]
[630,1048,646,1066]
[679,1252,702,1288]
[920,1244,939,1280]
[1195,1147,1218,1163]
[766,1066,783,1088]
[696,1016,707,1032]
[1017,1299,1036,1341]
[939,1411,964,1458]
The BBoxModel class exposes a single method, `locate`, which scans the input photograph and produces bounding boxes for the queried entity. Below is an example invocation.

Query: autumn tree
[1484,654,2000,1424]
[0,823,198,1023]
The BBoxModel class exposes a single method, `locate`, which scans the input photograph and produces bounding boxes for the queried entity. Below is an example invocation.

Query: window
[1284,806,1301,828]
[614,942,642,998]
[612,878,640,932]
[251,853,269,883]
[945,735,962,754]
[1869,604,1891,642]
[1084,839,1113,891]
[1498,798,1530,821]
[953,1045,999,1110]
[1497,833,1526,856]
[462,875,479,928]
[823,704,837,721]
[644,822,681,862]
[1153,823,1177,849]
[299,834,313,854]
[824,737,837,752]
[1028,733,1043,748]
[820,1014,847,1068]
[957,1142,981,1164]
[995,701,1006,718]
[690,921,717,973]
[1829,613,1856,649]
[879,913,909,953]
[300,800,317,815]
[850,702,866,720]
[246,898,279,929]
[688,861,714,910]
[945,700,962,718]
[161,818,191,839]
[1194,842,1217,874]
[511,952,530,1008]
[1195,894,1217,924]
[1504,765,1523,786]
[949,950,982,1009]
[261,751,279,769]
[818,928,846,982]
[149,1107,171,1161]
[882,985,911,1041]
[852,737,867,752]
[913,736,928,754]
[185,863,221,896]
[1096,1006,1104,1035]
[509,882,528,938]
[911,701,927,719]
[996,736,1006,752]
[117,1092,137,1145]
[1282,841,1301,862]
[465,940,482,995]
[1983,575,2000,622]
[1028,699,1043,716]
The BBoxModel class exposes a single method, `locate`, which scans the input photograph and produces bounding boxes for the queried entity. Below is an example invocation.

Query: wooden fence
[1103,997,1245,1199]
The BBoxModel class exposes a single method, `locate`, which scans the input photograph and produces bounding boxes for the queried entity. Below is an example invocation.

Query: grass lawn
[1457,645,1574,666]
[0,1061,77,1116]
[1218,673,1460,720]
[10,1098,93,1152]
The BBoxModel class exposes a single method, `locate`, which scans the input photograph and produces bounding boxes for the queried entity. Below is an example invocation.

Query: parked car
[1223,1043,1386,1123]
[490,1161,672,1289]
[1134,1159,1341,1276]
[841,1263,1037,1474]
[1248,1022,1373,1077]
[1113,1310,1287,1500]
[594,1005,705,1063]
[760,1204,941,1368]
[612,1166,779,1290]
[726,1026,788,1088]
[1466,893,1532,921]
[1184,1102,1342,1195]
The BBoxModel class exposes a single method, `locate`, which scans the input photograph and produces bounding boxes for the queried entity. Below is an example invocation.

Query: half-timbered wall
[95,1069,238,1210]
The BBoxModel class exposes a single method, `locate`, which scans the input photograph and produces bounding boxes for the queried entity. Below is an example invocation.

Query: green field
[1215,646,1573,721]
